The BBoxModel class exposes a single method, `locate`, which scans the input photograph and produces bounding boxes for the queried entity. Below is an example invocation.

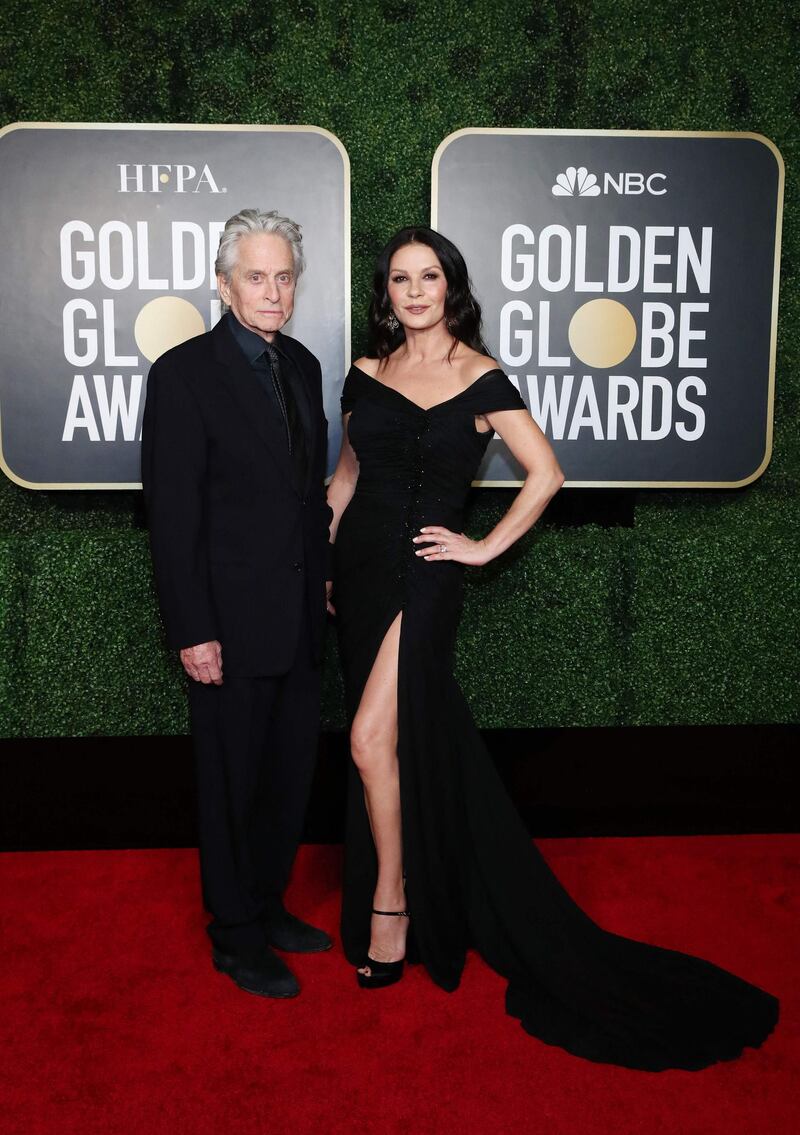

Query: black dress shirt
[224,311,310,491]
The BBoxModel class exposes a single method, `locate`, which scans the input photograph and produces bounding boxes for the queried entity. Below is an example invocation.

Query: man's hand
[326,580,335,616]
[180,640,223,685]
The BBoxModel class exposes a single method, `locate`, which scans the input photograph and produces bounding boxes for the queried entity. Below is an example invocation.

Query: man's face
[217,233,296,340]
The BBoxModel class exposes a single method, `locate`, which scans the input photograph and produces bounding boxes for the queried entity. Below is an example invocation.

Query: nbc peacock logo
[552,166,601,197]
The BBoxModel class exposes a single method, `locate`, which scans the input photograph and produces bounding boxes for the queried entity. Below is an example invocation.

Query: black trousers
[187,600,322,957]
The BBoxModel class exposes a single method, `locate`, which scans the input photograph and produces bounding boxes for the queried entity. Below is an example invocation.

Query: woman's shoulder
[456,352,526,414]
[342,357,379,412]
[351,355,381,378]
[456,349,503,385]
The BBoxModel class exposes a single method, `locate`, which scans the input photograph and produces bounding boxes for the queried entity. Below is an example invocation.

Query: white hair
[215,208,306,283]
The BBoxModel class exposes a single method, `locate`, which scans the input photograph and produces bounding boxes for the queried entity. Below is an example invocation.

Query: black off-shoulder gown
[332,363,778,1071]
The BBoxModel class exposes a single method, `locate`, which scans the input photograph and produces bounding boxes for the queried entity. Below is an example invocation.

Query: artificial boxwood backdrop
[0,0,798,736]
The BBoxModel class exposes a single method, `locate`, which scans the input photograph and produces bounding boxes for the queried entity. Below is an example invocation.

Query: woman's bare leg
[349,612,408,971]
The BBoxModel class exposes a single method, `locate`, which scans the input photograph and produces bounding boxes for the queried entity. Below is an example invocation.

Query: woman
[326,226,778,1070]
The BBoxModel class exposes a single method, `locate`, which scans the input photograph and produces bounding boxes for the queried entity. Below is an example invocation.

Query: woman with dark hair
[326,226,777,1070]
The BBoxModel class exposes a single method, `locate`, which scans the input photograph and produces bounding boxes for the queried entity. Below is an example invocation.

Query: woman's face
[387,243,448,333]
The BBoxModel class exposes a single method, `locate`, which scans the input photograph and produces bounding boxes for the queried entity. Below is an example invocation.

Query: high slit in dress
[332,362,778,1071]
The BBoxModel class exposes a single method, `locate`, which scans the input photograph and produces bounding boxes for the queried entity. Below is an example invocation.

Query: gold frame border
[430,127,785,490]
[0,120,352,491]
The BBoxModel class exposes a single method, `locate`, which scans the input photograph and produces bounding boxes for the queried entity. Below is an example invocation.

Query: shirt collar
[224,311,288,366]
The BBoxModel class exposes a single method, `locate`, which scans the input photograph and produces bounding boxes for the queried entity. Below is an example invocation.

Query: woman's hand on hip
[413,527,490,566]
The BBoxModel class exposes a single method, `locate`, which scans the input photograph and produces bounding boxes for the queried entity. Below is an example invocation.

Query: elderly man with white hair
[142,209,334,998]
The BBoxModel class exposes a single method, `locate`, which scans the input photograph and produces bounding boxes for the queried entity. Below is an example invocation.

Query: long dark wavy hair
[367,226,490,361]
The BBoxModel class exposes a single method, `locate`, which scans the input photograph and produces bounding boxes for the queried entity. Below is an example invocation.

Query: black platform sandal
[356,908,410,989]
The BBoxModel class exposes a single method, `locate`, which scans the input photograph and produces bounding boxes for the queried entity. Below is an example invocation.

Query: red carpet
[0,836,796,1135]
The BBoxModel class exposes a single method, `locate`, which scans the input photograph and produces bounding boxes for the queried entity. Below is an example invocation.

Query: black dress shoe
[263,905,333,954]
[212,946,300,998]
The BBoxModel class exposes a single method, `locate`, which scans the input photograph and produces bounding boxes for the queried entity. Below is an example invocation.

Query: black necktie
[260,342,307,488]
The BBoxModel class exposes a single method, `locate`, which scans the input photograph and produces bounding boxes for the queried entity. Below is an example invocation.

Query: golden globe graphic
[133,297,207,364]
[432,129,783,486]
[568,299,638,369]
[0,123,350,489]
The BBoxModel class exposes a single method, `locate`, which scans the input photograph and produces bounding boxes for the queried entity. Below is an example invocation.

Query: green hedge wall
[628,492,800,726]
[1,0,798,736]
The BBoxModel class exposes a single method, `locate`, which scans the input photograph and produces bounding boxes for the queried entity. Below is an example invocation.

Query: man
[141,209,334,998]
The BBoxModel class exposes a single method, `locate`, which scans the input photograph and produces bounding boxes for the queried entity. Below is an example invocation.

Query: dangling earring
[387,311,399,332]
[445,315,456,333]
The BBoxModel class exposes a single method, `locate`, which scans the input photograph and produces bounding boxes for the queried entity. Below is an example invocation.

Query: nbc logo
[552,166,601,197]
[552,166,668,197]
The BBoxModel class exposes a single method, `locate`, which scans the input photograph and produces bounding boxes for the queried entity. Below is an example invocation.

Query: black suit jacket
[141,316,332,677]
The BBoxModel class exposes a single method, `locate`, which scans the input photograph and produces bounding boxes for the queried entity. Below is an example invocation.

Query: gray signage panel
[0,123,350,488]
[432,130,783,487]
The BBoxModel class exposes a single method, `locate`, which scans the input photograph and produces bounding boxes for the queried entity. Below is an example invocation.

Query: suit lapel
[211,318,297,495]
[275,331,318,497]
